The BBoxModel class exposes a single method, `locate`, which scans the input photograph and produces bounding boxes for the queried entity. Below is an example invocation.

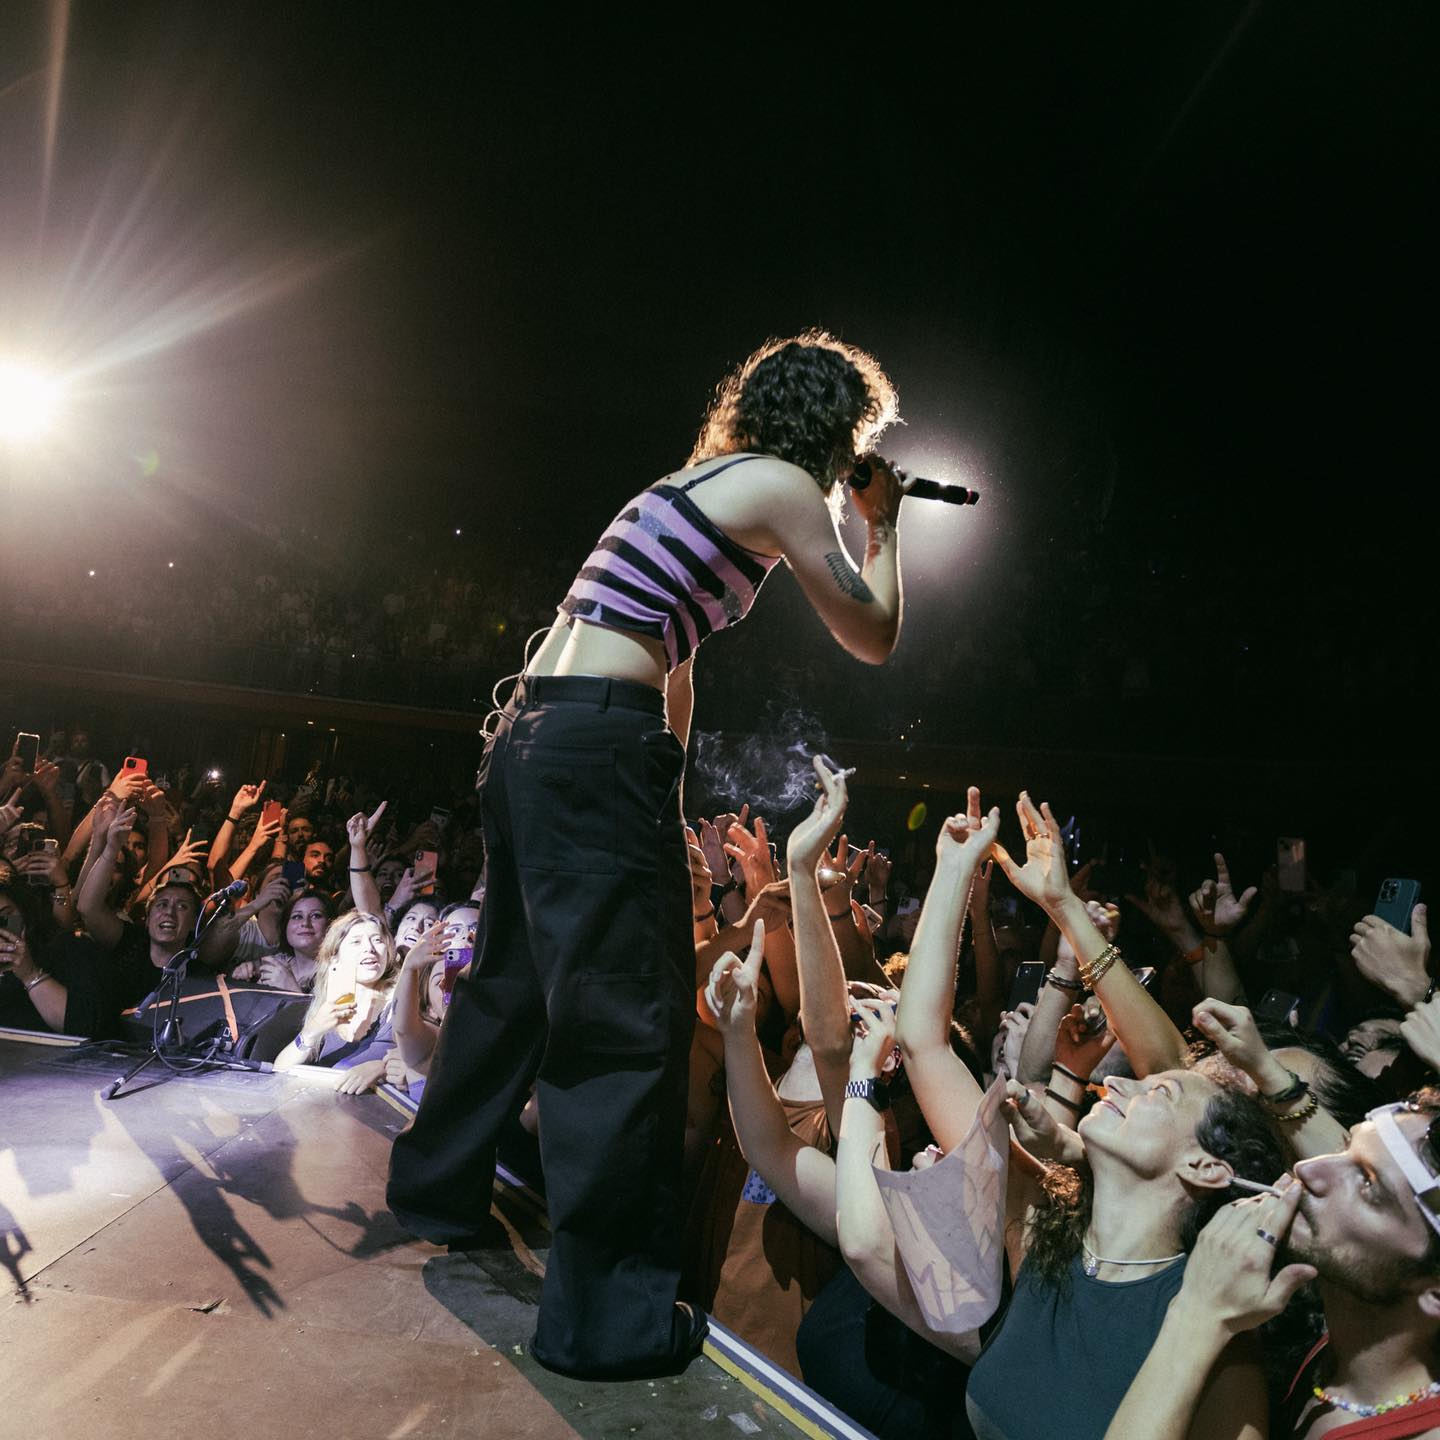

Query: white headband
[1368,1103,1440,1239]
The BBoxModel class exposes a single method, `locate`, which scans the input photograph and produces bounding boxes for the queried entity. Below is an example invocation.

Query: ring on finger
[1256,1228,1278,1246]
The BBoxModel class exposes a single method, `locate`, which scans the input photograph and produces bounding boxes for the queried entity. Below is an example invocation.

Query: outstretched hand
[990,792,1070,913]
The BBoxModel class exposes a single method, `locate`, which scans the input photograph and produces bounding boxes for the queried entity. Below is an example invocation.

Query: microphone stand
[105,889,272,1101]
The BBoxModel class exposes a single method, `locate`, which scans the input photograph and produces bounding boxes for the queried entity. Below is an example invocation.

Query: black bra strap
[678,454,761,492]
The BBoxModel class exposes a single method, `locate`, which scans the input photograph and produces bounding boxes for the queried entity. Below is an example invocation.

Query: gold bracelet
[1078,943,1121,990]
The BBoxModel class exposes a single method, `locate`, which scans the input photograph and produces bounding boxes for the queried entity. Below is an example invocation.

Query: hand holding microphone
[850,456,979,509]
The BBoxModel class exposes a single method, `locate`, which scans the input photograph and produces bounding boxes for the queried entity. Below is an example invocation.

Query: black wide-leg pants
[387,673,695,1378]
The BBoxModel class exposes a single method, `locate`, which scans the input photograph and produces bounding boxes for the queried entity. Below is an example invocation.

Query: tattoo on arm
[824,552,875,604]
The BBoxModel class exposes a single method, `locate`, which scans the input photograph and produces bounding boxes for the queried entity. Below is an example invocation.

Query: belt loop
[597,678,612,711]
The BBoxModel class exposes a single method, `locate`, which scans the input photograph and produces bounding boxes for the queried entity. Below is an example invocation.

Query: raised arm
[76,802,138,950]
[392,920,444,1073]
[346,802,388,916]
[1185,853,1256,1005]
[1192,999,1348,1160]
[993,794,1190,1078]
[835,997,981,1363]
[706,922,840,1244]
[786,759,859,1134]
[894,786,998,1153]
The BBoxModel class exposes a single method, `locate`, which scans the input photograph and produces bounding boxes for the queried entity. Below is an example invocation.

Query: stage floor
[0,1036,820,1440]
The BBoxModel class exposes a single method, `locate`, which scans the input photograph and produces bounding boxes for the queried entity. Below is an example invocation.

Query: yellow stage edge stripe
[702,1340,832,1440]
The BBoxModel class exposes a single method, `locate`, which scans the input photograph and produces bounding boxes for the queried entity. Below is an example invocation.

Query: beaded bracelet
[1046,971,1084,993]
[1272,1092,1319,1125]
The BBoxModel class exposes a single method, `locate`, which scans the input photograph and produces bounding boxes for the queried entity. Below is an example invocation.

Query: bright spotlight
[0,359,64,443]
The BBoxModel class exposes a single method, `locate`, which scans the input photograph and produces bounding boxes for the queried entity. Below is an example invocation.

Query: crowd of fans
[2,724,1436,1438]
[0,497,1392,760]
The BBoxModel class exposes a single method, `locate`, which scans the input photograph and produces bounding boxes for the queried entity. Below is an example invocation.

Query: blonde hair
[302,910,399,1035]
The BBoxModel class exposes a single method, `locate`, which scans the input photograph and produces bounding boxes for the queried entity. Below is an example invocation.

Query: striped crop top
[559,455,781,671]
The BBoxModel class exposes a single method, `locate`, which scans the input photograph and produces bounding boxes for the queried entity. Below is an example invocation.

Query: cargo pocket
[575,970,668,1056]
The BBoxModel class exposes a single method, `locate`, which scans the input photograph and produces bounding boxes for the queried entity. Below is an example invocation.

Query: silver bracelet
[24,972,55,993]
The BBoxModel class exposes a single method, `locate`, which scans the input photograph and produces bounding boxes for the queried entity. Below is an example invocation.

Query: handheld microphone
[851,457,979,507]
[213,879,248,902]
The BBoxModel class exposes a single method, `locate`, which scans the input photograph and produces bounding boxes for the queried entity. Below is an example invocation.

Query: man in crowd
[1104,1091,1440,1438]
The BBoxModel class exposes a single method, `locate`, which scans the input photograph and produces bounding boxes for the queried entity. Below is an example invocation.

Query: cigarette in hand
[834,766,857,781]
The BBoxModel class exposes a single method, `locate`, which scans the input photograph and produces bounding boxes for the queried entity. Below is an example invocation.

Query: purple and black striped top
[559,455,780,671]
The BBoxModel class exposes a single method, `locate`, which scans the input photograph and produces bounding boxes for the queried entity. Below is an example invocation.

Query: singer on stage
[387,330,909,1379]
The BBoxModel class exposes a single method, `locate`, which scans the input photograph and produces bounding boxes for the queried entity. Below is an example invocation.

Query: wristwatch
[844,1077,890,1111]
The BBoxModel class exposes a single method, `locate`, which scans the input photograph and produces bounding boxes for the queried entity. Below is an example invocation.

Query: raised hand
[17,847,69,889]
[1070,852,1104,903]
[684,825,714,909]
[703,919,765,1032]
[936,785,1002,871]
[696,817,729,882]
[0,754,29,796]
[1189,853,1258,937]
[725,810,776,898]
[1192,999,1279,1085]
[990,791,1069,912]
[818,834,868,917]
[1351,907,1431,1008]
[0,787,23,838]
[997,1002,1034,1079]
[346,800,388,855]
[160,829,208,879]
[1172,1184,1316,1336]
[230,781,266,816]
[1054,1000,1116,1079]
[786,758,849,872]
[1400,994,1440,1071]
[108,770,148,805]
[104,803,139,851]
[849,995,900,1079]
[400,918,449,973]
[30,759,61,797]
[863,845,892,899]
[740,878,792,933]
[1128,869,1190,936]
[1003,1078,1082,1165]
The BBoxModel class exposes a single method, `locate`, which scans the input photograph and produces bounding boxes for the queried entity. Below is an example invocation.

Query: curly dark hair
[1022,1080,1285,1289]
[689,330,899,492]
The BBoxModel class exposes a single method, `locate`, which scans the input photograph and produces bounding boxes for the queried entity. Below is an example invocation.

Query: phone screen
[1277,837,1306,894]
[14,732,40,771]
[1006,961,1046,1011]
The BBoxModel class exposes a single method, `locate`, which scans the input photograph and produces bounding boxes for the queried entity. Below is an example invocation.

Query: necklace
[1081,1241,1185,1278]
[1313,1379,1440,1418]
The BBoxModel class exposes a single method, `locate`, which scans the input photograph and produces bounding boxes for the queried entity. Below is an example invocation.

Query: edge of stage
[1,1030,876,1440]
